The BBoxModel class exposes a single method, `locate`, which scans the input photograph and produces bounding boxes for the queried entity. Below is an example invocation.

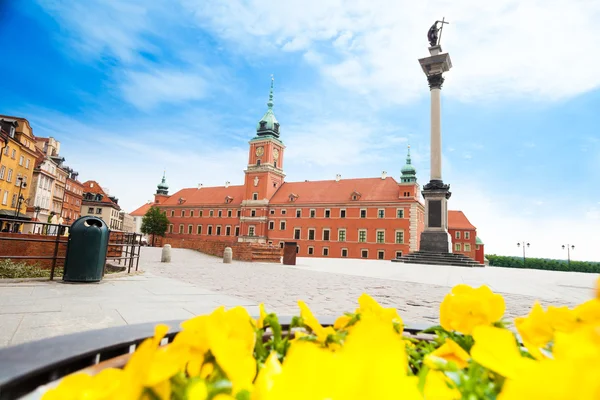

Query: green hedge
[486,254,600,273]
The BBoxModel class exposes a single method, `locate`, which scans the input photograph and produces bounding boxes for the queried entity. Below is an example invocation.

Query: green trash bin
[63,216,110,282]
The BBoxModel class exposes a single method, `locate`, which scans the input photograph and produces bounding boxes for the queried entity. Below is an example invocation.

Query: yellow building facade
[0,116,38,232]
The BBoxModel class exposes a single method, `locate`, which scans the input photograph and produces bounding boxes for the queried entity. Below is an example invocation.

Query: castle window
[218,210,222,217]
[341,248,348,257]
[340,209,346,218]
[188,225,193,234]
[378,209,385,218]
[377,251,385,260]
[280,221,286,230]
[253,193,258,200]
[181,210,185,217]
[397,209,404,218]
[190,210,194,217]
[308,229,315,240]
[322,247,329,256]
[281,209,287,215]
[358,229,367,243]
[361,249,368,258]
[360,209,367,218]
[395,231,405,244]
[260,121,267,130]
[294,228,301,239]
[169,224,173,233]
[395,251,403,259]
[455,231,461,239]
[235,226,240,236]
[251,209,256,217]
[308,246,314,255]
[226,226,231,236]
[464,232,471,240]
[209,210,214,217]
[257,160,261,166]
[323,229,330,241]
[269,221,274,230]
[324,209,331,218]
[338,229,346,242]
[376,230,385,244]
[179,224,184,234]
[199,210,203,217]
[296,209,301,218]
[208,225,213,235]
[455,243,461,251]
[465,244,471,252]
[249,226,255,236]
[227,210,232,217]
[216,226,222,235]
[274,161,277,168]
[197,225,202,235]
[270,209,275,215]
[274,123,280,133]
[310,209,316,218]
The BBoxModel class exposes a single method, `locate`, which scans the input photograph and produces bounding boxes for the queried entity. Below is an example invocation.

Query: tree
[141,206,170,247]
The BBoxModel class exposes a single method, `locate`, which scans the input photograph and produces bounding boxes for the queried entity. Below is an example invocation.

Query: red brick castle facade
[139,79,484,263]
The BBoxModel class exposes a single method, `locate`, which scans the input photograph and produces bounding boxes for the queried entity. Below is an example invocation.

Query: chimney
[335,174,341,182]
[197,183,203,189]
[225,181,230,188]
[381,171,387,180]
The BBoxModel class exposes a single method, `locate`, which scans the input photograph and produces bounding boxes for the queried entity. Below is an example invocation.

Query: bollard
[161,244,171,263]
[223,247,232,264]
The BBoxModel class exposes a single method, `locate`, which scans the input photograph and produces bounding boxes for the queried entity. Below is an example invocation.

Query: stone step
[391,251,484,267]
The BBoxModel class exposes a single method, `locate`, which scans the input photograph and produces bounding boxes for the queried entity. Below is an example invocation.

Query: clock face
[255,146,264,157]
[273,148,280,160]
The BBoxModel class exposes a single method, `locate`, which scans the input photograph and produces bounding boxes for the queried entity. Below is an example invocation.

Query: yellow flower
[356,293,403,332]
[424,370,461,400]
[256,303,267,329]
[471,325,534,380]
[298,300,336,342]
[546,305,577,333]
[440,284,505,335]
[574,299,600,325]
[425,338,470,369]
[515,302,554,359]
[42,368,125,400]
[252,352,283,400]
[185,380,208,399]
[333,314,352,330]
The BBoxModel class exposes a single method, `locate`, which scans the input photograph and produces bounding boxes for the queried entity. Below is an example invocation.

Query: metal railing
[0,218,142,280]
[107,232,142,274]
[0,217,67,280]
[0,317,430,399]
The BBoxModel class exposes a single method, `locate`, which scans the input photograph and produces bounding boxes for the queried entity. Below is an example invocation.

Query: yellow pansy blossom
[440,285,505,335]
[425,338,470,369]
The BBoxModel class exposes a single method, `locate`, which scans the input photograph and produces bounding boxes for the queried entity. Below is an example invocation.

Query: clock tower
[240,77,286,243]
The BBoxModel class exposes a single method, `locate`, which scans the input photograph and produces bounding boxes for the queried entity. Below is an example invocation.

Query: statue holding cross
[427,18,449,47]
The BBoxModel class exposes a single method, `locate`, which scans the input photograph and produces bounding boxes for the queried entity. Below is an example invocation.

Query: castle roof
[161,185,246,206]
[448,210,476,230]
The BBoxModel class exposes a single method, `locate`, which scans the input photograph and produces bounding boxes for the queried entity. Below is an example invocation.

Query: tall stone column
[418,45,453,253]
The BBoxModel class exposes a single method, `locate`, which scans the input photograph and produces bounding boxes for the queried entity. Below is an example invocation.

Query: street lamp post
[517,241,530,266]
[13,178,27,232]
[561,244,575,268]
[34,206,42,234]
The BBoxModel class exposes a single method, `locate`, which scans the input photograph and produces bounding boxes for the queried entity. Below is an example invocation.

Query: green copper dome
[400,146,417,183]
[156,172,169,195]
[256,76,281,139]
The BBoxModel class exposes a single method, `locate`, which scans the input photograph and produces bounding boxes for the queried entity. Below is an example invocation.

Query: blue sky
[1,1,599,261]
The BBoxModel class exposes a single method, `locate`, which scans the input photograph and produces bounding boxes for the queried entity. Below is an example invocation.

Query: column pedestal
[420,180,452,253]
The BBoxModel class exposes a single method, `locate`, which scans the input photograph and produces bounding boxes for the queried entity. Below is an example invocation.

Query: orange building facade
[143,79,484,262]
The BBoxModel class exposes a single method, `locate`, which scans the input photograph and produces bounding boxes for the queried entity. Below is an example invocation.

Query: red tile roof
[82,180,119,208]
[270,177,405,204]
[130,202,153,216]
[448,210,476,230]
[161,185,246,206]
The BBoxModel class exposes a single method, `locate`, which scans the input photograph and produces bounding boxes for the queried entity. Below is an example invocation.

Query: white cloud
[183,0,600,103]
[120,68,208,110]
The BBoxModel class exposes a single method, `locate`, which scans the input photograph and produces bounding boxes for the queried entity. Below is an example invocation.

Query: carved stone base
[420,231,452,253]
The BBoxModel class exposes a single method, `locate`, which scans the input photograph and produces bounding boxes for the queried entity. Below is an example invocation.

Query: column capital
[427,74,445,90]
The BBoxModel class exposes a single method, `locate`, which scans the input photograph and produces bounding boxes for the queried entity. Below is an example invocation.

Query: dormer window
[178,197,186,205]
[288,193,299,202]
[259,121,267,130]
[224,196,233,204]
[274,123,280,133]
[350,190,362,201]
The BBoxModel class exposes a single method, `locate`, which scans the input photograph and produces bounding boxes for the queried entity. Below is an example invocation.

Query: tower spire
[401,144,417,183]
[156,171,169,195]
[267,74,274,109]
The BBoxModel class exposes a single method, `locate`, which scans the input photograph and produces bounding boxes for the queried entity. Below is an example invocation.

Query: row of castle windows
[168,208,406,219]
[454,231,472,240]
[273,244,403,260]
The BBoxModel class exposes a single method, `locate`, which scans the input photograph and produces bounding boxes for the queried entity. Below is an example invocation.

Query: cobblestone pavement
[142,247,594,325]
